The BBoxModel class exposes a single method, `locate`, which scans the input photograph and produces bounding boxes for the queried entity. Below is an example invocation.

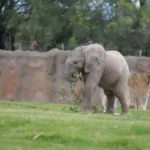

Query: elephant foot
[105,109,115,114]
[82,110,92,115]
[120,110,130,116]
[101,106,106,113]
[105,111,115,115]
[82,105,92,114]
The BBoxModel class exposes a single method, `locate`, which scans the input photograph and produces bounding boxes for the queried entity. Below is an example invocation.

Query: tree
[0,0,16,49]
[104,0,150,56]
[0,0,30,50]
[1,0,150,56]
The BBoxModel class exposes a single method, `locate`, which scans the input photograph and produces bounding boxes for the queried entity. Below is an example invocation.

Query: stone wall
[0,50,150,109]
[125,56,150,109]
[0,49,70,103]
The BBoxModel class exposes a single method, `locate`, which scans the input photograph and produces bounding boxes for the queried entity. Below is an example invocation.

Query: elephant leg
[82,72,100,113]
[114,83,130,115]
[82,83,97,113]
[104,90,115,114]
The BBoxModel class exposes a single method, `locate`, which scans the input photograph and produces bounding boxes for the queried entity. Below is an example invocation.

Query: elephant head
[64,43,106,82]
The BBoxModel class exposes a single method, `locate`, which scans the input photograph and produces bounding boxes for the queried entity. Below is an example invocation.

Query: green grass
[0,101,150,150]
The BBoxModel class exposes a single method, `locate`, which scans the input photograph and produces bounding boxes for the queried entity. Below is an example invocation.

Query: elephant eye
[74,61,78,64]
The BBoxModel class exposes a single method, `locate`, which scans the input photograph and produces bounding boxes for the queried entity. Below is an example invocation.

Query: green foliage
[0,101,150,150]
[68,105,81,113]
[48,71,83,105]
[92,105,104,113]
[105,0,150,56]
[1,0,150,55]
[16,0,63,50]
[67,36,78,49]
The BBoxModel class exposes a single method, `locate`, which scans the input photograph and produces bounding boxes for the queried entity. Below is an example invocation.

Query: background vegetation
[1,0,150,56]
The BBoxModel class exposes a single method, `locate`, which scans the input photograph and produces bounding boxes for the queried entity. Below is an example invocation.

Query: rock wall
[125,56,150,109]
[0,49,70,103]
[0,50,150,109]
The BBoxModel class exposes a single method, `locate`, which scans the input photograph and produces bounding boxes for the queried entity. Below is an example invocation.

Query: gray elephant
[64,43,130,115]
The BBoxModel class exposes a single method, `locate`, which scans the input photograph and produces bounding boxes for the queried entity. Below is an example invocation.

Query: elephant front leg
[82,73,99,113]
[82,70,102,113]
[82,83,96,113]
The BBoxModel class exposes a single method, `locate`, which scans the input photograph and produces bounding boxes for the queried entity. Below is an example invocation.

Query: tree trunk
[0,29,5,49]
[140,0,146,7]
[11,35,15,51]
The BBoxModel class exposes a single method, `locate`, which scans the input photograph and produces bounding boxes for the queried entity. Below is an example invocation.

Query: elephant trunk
[64,64,78,82]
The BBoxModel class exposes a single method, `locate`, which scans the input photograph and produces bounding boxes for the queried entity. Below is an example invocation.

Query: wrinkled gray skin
[64,43,130,115]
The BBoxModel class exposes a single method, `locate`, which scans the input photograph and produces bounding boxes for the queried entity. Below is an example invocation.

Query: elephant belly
[99,70,120,90]
[99,76,118,91]
[99,82,114,91]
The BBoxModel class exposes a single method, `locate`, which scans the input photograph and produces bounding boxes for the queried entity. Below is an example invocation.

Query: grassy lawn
[0,101,150,150]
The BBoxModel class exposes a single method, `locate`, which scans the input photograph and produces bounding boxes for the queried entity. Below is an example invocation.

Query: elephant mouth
[68,72,79,82]
[64,65,83,82]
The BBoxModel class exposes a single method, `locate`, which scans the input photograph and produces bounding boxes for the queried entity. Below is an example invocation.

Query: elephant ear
[83,44,106,73]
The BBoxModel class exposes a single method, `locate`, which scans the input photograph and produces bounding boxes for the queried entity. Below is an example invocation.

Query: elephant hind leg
[104,90,115,114]
[114,83,130,115]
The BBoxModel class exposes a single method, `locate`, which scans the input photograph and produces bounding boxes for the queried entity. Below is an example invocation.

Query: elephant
[64,43,130,115]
